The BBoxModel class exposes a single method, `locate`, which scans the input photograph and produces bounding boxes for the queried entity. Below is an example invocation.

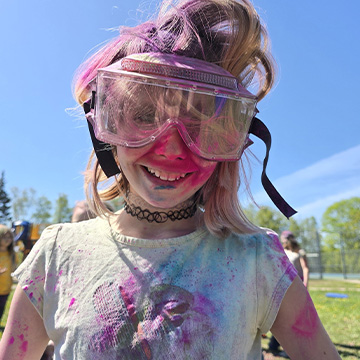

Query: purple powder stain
[69,298,76,308]
[29,293,33,299]
[18,334,24,341]
[134,267,138,270]
[20,341,28,352]
[8,336,14,345]
[22,286,28,291]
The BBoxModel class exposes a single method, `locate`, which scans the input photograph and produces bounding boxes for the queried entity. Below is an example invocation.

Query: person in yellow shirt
[0,225,16,322]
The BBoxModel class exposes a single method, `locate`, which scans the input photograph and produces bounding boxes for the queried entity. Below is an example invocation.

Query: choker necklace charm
[123,201,197,223]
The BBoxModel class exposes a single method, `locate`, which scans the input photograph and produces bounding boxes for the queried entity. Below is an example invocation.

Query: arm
[271,277,340,360]
[0,285,49,360]
[300,255,309,288]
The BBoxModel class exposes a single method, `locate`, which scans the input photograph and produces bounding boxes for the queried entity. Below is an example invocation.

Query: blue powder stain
[154,185,176,190]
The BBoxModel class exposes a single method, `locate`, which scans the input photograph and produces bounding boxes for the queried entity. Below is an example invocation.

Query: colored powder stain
[134,267,138,270]
[59,270,63,276]
[20,341,28,352]
[23,286,28,291]
[291,295,319,338]
[8,336,15,345]
[69,298,76,307]
[154,185,175,190]
[18,334,24,341]
[29,292,33,299]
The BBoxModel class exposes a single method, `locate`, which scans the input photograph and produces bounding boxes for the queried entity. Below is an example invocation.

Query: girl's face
[116,127,218,209]
[1,233,13,249]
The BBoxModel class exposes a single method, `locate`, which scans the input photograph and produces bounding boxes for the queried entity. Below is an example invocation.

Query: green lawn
[262,279,360,359]
[1,280,359,359]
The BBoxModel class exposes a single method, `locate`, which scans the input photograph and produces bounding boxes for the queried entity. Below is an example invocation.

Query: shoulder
[42,217,110,246]
[299,248,307,257]
[225,228,287,261]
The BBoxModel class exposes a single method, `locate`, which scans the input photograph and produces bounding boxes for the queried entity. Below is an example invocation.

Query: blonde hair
[0,225,15,266]
[73,0,276,238]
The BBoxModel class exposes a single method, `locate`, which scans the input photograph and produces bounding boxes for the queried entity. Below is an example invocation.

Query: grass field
[262,278,360,359]
[0,279,359,359]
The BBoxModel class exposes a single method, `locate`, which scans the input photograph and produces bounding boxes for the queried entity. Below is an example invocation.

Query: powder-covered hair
[73,0,276,238]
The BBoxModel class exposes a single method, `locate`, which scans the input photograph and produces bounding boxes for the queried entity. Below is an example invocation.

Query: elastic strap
[249,117,297,218]
[83,98,120,177]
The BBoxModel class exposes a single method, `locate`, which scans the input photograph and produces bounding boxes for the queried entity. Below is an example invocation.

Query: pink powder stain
[20,341,28,352]
[18,334,25,342]
[59,270,63,276]
[8,336,15,345]
[69,298,76,308]
[29,292,33,299]
[291,293,319,338]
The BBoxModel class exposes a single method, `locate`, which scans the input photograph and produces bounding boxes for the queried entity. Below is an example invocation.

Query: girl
[281,231,309,289]
[0,1,340,359]
[0,225,16,323]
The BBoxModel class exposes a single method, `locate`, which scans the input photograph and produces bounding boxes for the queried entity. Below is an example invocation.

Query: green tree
[253,206,288,235]
[0,171,11,223]
[297,217,320,252]
[32,196,52,224]
[243,203,257,224]
[322,197,360,250]
[53,194,73,223]
[11,187,36,221]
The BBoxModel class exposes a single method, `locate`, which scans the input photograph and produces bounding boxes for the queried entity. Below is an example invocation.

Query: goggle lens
[92,73,257,160]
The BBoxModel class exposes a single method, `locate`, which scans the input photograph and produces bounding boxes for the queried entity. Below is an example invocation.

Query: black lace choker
[123,201,197,223]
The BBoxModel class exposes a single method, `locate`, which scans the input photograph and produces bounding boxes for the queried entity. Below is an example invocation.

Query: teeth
[146,167,187,181]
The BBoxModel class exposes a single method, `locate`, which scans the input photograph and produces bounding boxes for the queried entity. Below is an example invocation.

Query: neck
[111,193,202,239]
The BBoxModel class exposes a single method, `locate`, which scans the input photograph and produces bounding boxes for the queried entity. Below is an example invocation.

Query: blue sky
[1,0,359,224]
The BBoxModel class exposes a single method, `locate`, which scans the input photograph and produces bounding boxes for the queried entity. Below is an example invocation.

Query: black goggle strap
[83,93,120,178]
[249,117,297,218]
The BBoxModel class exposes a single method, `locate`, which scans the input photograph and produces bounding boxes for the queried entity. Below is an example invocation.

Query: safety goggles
[85,53,257,161]
[83,53,296,218]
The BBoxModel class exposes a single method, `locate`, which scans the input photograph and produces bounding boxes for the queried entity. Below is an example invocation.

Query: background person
[268,230,310,356]
[0,225,16,323]
[281,230,309,288]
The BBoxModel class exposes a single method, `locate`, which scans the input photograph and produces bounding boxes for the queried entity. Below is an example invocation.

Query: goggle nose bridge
[152,118,197,150]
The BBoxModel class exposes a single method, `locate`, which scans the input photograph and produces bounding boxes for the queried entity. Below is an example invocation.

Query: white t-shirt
[15,218,296,360]
[284,249,306,280]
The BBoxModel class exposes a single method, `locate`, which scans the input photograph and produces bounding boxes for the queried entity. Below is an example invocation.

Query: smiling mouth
[144,166,190,182]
